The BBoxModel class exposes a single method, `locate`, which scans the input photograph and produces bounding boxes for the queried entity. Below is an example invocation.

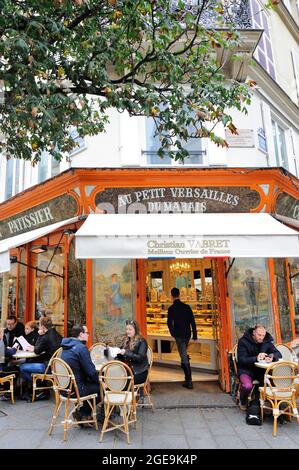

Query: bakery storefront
[1,167,299,392]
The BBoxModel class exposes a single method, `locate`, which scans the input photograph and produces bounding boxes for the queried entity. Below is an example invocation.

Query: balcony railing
[170,0,253,30]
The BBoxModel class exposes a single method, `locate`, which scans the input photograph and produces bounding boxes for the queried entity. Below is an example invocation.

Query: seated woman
[24,321,39,347]
[118,320,148,385]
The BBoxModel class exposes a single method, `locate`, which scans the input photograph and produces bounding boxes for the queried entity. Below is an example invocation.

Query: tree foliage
[0,0,267,163]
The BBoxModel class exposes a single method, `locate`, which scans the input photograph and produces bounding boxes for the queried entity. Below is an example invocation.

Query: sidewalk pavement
[0,396,299,449]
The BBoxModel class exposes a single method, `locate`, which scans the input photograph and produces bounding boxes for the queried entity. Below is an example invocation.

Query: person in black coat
[118,320,148,385]
[19,317,62,401]
[23,321,39,347]
[167,287,197,389]
[61,325,101,419]
[3,315,25,347]
[0,328,17,371]
[237,324,281,409]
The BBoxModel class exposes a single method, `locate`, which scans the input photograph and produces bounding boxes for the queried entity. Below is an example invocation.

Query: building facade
[0,1,299,390]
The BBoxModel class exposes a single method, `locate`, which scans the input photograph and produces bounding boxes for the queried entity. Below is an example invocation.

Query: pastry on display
[150,288,158,302]
[159,291,167,302]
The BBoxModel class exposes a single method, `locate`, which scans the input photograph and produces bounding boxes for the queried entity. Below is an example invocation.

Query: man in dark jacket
[167,287,197,389]
[19,317,62,401]
[61,325,101,420]
[3,315,25,347]
[0,327,17,372]
[237,324,281,410]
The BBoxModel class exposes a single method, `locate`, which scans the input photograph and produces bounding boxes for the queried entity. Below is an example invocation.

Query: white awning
[75,213,299,259]
[0,216,79,273]
[275,214,299,231]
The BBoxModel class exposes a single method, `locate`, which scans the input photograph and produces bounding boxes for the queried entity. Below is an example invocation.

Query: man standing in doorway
[167,287,197,389]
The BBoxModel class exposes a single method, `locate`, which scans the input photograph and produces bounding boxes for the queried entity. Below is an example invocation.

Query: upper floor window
[250,0,276,80]
[5,158,13,199]
[14,159,20,194]
[272,120,288,169]
[283,0,292,12]
[51,155,60,178]
[143,117,206,166]
[68,127,86,157]
[38,151,49,183]
[291,49,299,104]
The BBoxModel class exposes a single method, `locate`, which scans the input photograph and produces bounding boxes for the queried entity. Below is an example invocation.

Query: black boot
[181,363,193,389]
[21,382,32,402]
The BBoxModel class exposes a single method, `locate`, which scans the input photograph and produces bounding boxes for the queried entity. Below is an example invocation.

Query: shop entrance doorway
[144,258,220,380]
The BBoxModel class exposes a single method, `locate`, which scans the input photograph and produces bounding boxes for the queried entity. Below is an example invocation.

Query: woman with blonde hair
[118,320,148,385]
[24,321,39,346]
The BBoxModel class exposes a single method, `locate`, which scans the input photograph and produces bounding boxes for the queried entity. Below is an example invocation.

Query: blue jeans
[175,338,190,366]
[20,363,46,383]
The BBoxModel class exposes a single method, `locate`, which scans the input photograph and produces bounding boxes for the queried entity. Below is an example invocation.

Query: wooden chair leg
[8,379,15,404]
[93,397,98,431]
[49,398,62,436]
[100,403,110,442]
[32,380,36,403]
[273,414,278,437]
[64,399,69,441]
[123,406,130,445]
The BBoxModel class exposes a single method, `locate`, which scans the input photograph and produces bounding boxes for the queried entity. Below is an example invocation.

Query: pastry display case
[145,258,219,371]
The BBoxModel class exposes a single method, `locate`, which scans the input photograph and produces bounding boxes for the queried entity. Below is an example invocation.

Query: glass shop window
[33,247,64,336]
[228,258,274,342]
[288,258,299,337]
[274,259,293,342]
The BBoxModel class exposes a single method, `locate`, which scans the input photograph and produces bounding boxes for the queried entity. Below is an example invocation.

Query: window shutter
[291,49,299,104]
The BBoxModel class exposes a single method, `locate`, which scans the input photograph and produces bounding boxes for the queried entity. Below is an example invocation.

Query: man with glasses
[61,325,101,422]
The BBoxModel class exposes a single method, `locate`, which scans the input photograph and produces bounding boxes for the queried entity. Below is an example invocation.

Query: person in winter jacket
[23,321,39,347]
[61,325,101,419]
[237,324,281,410]
[3,315,25,347]
[19,317,62,401]
[0,327,17,370]
[118,320,148,385]
[167,287,197,389]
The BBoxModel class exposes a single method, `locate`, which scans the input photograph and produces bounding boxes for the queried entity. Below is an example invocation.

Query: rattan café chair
[0,374,15,404]
[275,343,298,364]
[99,360,137,444]
[89,342,107,366]
[259,361,299,436]
[49,357,98,441]
[31,347,62,402]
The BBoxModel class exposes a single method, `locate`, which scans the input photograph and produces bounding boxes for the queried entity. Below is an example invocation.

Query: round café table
[254,361,272,369]
[254,359,294,369]
[12,351,39,359]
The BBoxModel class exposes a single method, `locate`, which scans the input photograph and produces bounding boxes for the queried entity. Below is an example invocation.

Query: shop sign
[0,194,78,241]
[275,192,299,223]
[146,237,231,257]
[94,186,261,214]
[225,129,254,148]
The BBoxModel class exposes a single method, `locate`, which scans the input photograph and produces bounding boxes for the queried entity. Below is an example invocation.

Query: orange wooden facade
[1,167,299,392]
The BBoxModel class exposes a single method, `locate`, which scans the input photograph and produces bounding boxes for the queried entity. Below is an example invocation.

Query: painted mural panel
[229,258,274,341]
[92,259,135,344]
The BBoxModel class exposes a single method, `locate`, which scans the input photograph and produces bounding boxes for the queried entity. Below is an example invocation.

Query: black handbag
[246,404,262,426]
